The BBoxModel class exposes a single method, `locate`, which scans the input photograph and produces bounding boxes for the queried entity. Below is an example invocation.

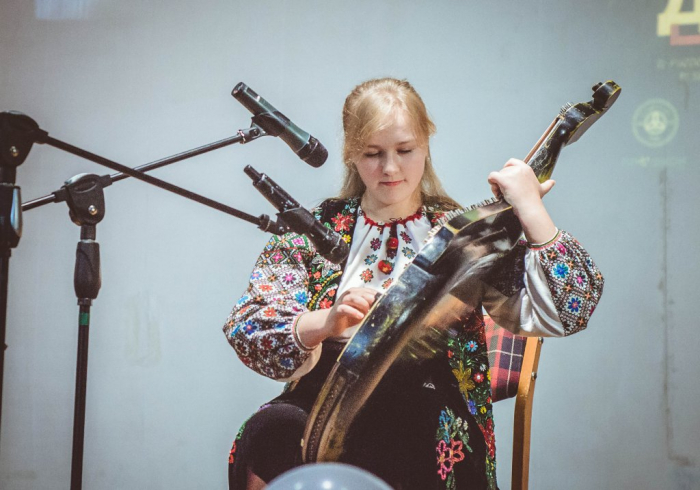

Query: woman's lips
[380,180,403,187]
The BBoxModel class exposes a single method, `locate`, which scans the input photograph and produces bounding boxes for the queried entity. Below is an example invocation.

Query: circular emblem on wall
[632,98,679,148]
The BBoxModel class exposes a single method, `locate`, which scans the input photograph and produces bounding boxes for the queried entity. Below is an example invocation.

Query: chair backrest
[484,315,543,490]
[485,316,526,402]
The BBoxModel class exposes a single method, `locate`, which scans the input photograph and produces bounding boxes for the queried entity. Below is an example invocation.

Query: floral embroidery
[573,271,587,287]
[553,262,569,278]
[452,361,476,395]
[426,206,445,225]
[437,439,466,483]
[435,408,472,489]
[382,278,393,289]
[439,410,453,437]
[480,418,496,459]
[307,261,342,311]
[446,310,497,488]
[567,296,582,312]
[331,213,354,232]
[402,246,416,259]
[242,321,258,336]
[536,231,604,335]
[225,201,352,380]
[228,442,236,464]
[360,269,374,283]
[350,206,428,289]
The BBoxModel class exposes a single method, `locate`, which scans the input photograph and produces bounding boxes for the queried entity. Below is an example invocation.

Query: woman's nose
[382,152,399,174]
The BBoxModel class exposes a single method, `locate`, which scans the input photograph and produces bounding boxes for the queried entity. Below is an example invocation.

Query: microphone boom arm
[7,113,287,235]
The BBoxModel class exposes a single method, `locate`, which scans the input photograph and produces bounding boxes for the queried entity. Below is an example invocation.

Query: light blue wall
[1,0,699,488]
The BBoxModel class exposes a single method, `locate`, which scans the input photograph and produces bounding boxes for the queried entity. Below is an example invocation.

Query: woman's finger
[540,179,556,197]
[503,158,522,168]
[340,293,373,313]
[334,304,366,321]
[487,171,501,185]
[344,288,381,305]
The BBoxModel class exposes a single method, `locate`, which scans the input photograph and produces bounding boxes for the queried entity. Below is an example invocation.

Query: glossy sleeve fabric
[481,230,604,337]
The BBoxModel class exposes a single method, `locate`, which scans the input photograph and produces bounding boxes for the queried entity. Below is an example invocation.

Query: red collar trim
[359,206,425,228]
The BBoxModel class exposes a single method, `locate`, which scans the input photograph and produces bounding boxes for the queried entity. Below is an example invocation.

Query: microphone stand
[0,110,290,470]
[62,173,105,490]
[0,112,36,452]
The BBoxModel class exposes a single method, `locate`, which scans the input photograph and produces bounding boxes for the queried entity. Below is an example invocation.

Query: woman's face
[354,111,426,217]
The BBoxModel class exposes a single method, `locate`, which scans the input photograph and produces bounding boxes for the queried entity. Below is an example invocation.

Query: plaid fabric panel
[485,315,526,402]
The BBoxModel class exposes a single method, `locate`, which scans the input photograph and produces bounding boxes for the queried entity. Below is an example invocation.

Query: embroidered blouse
[223,198,603,381]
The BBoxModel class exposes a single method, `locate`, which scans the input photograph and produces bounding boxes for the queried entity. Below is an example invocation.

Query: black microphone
[232,83,328,168]
[244,165,348,264]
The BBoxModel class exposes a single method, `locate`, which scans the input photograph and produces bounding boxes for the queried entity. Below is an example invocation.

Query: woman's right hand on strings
[323,287,379,338]
[295,287,380,348]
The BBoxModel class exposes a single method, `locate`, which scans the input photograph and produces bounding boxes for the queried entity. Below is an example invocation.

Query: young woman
[224,78,604,489]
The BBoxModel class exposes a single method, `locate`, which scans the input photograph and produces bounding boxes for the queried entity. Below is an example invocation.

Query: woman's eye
[398,149,413,154]
[364,152,380,158]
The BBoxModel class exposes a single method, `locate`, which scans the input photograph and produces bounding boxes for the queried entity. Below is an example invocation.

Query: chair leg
[511,337,543,490]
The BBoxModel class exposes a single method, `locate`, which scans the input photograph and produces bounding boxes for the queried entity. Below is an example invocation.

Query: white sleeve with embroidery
[481,230,604,337]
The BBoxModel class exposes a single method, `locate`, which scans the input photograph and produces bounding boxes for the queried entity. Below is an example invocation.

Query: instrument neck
[524,116,565,183]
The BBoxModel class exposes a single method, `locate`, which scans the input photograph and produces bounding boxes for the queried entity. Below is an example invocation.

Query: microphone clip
[237,123,266,144]
[244,165,348,264]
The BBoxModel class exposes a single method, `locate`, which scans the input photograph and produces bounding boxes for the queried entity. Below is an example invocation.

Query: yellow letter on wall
[658,0,700,36]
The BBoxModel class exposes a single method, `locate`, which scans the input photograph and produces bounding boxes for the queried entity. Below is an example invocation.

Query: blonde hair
[338,78,460,210]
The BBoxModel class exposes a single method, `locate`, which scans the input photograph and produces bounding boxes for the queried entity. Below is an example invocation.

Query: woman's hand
[487,159,558,244]
[323,287,379,338]
[487,158,555,212]
[296,287,380,348]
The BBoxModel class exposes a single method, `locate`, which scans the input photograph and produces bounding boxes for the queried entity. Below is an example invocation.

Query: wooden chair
[484,315,544,490]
